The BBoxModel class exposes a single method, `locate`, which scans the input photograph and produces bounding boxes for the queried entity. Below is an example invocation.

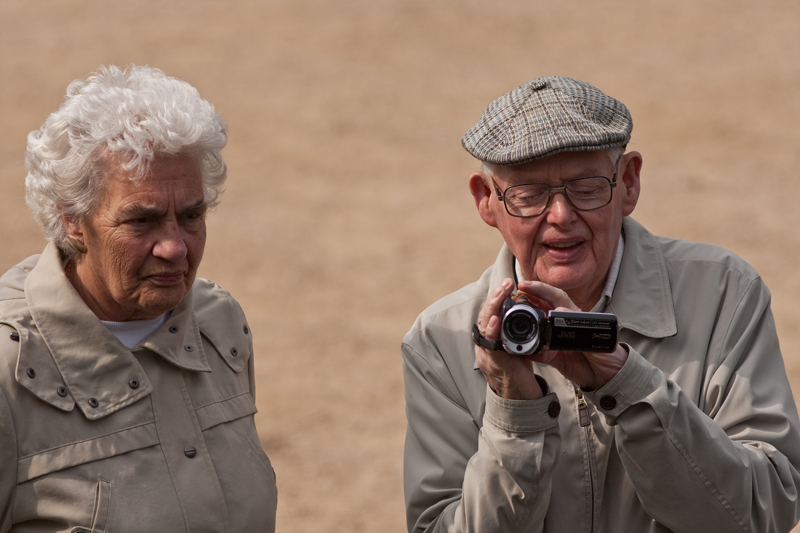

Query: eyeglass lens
[504,177,613,217]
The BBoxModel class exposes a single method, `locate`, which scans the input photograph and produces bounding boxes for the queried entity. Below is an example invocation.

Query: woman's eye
[123,217,152,227]
[182,212,205,223]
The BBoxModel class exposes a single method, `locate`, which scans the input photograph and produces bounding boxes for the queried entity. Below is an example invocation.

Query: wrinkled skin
[62,154,207,321]
[469,149,642,399]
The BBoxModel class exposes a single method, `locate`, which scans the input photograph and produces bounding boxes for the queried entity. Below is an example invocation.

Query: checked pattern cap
[462,76,632,165]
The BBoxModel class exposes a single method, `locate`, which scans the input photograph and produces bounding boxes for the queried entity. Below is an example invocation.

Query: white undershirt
[101,313,170,349]
[515,234,625,312]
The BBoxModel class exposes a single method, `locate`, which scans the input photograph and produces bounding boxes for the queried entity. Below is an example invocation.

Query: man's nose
[545,191,577,225]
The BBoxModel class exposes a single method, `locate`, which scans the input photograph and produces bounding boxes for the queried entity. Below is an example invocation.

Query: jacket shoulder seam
[663,254,760,284]
[402,341,470,414]
[408,293,486,335]
[713,277,762,370]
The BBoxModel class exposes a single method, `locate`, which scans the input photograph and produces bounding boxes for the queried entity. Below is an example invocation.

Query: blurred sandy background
[2,1,799,531]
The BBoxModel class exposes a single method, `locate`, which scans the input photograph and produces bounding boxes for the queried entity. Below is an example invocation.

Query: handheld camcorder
[500,296,618,355]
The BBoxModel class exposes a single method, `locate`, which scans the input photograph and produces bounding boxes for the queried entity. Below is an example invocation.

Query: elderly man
[402,76,800,532]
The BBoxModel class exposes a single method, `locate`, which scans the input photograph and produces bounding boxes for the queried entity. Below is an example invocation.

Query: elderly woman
[0,66,277,532]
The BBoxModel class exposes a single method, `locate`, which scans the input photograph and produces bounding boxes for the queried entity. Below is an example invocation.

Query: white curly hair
[25,64,228,258]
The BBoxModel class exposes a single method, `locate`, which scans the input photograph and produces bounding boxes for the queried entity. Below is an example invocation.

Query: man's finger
[518,280,579,311]
[477,278,515,340]
[484,315,500,341]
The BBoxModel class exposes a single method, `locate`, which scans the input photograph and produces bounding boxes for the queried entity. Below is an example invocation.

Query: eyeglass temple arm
[491,178,504,200]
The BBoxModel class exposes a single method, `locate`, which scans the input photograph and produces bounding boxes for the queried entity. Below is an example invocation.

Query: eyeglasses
[491,154,622,218]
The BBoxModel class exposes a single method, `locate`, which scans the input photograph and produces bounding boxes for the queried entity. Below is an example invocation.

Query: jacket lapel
[610,217,677,339]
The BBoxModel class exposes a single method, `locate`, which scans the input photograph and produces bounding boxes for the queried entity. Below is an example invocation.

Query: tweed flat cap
[462,76,632,165]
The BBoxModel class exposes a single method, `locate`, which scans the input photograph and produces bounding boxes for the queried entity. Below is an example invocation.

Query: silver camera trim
[500,301,543,355]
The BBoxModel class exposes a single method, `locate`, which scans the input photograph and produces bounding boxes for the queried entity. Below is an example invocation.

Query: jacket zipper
[577,389,591,427]
[575,387,595,532]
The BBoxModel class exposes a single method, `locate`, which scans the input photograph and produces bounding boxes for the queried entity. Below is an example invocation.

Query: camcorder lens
[504,310,536,342]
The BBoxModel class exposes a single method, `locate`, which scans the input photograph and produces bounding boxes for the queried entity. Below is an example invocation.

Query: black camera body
[500,297,618,355]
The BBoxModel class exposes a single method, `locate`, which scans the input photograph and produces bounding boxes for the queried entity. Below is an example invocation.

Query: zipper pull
[576,388,591,427]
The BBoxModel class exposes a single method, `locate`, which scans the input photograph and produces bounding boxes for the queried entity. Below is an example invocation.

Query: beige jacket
[403,217,800,533]
[0,243,277,533]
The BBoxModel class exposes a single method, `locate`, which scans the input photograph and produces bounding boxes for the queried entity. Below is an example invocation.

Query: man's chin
[535,267,594,294]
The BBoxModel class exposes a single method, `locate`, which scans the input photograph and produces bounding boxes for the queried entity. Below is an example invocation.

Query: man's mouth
[546,241,581,249]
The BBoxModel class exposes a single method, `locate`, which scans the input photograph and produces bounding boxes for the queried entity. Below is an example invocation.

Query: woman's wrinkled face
[66,154,207,321]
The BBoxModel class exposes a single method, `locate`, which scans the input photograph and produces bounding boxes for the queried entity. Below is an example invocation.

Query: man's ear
[469,173,498,228]
[619,151,642,217]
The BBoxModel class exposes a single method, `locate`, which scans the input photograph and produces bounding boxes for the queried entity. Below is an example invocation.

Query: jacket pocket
[199,394,277,531]
[67,478,111,533]
[246,425,276,481]
[195,391,257,431]
[90,478,111,532]
[19,422,159,482]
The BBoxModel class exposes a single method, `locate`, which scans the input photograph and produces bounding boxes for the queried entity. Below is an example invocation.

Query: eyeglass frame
[490,153,623,218]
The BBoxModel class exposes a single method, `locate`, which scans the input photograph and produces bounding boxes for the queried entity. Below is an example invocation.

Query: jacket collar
[19,242,210,420]
[609,217,677,338]
[487,216,677,339]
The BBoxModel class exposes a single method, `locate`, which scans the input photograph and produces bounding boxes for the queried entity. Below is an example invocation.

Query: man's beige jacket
[0,243,277,532]
[403,217,800,533]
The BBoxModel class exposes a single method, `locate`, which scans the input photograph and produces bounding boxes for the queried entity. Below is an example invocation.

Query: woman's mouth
[148,272,185,285]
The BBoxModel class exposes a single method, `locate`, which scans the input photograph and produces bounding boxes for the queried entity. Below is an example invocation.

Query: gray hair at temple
[24,64,228,258]
[477,145,626,184]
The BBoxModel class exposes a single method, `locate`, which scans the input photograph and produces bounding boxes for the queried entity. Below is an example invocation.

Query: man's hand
[518,280,628,391]
[475,278,544,400]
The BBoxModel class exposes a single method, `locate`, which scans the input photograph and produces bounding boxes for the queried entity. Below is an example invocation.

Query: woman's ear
[61,214,87,254]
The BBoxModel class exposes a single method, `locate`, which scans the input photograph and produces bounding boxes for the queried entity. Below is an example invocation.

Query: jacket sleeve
[402,339,562,533]
[587,277,800,533]
[0,379,17,533]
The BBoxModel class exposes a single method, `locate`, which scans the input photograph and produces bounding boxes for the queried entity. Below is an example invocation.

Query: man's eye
[510,191,546,204]
[571,187,600,197]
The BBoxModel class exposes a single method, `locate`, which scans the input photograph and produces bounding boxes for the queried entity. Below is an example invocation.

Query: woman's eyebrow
[122,204,166,218]
[120,199,206,219]
[178,200,208,216]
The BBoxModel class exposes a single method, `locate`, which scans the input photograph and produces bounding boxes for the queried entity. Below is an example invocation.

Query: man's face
[470,149,641,310]
[68,154,207,321]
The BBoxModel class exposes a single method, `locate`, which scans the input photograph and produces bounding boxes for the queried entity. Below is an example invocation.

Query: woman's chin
[131,285,190,319]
